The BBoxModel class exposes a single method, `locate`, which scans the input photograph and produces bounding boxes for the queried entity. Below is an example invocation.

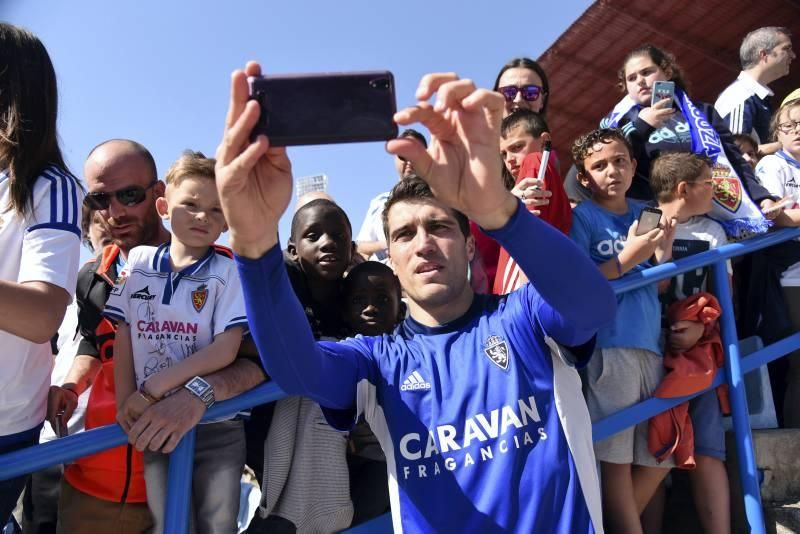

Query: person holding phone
[601,44,778,239]
[218,62,616,533]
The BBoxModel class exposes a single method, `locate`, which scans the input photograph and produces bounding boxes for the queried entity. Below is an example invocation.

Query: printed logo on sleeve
[110,271,128,296]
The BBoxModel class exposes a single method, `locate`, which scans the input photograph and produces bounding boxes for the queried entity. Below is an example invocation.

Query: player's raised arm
[217,62,363,410]
[388,74,615,343]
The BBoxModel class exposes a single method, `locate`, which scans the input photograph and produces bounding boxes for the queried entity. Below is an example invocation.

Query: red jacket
[648,293,731,468]
[493,152,572,295]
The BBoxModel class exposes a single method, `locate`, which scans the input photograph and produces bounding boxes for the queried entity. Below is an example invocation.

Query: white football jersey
[0,167,83,435]
[104,243,248,388]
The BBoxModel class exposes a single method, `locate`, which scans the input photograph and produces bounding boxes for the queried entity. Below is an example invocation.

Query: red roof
[537,0,800,164]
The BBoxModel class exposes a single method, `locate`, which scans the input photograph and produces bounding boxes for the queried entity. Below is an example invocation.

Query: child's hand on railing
[117,391,153,433]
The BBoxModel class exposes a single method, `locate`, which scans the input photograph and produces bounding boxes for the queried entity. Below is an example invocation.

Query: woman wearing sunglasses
[494,57,550,117]
[0,23,84,526]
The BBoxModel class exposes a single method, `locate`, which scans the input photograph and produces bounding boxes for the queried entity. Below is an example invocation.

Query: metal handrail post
[163,427,197,534]
[712,260,765,533]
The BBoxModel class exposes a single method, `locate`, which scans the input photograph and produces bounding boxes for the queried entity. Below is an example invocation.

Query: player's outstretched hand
[388,73,517,230]
[216,61,293,259]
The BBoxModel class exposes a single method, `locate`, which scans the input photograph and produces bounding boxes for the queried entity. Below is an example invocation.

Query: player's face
[289,206,352,281]
[500,126,544,178]
[578,139,636,202]
[624,54,670,107]
[160,176,227,252]
[344,271,402,336]
[386,199,473,313]
[84,148,164,254]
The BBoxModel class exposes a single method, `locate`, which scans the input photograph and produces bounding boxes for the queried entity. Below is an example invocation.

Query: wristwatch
[184,376,215,408]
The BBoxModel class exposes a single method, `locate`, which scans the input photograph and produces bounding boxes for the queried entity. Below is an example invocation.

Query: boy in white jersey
[756,97,800,426]
[104,151,248,533]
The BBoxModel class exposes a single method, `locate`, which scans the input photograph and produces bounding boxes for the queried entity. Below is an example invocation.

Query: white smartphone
[763,196,797,214]
[651,80,676,108]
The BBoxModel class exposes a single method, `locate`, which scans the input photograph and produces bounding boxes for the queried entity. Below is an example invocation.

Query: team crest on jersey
[484,335,510,370]
[191,284,208,312]
[711,165,741,213]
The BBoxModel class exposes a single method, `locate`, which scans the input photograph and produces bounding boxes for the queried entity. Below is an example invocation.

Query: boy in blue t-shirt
[569,128,676,534]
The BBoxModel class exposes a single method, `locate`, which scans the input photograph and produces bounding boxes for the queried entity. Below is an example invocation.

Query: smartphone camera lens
[370,78,390,91]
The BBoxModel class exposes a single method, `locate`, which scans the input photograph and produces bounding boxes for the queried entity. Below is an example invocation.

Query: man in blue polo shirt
[215,62,616,533]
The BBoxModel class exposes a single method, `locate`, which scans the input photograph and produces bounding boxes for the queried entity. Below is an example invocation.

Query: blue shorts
[689,389,726,461]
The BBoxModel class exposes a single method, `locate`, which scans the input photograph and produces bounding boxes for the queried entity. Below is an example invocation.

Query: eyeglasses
[84,180,158,210]
[777,120,800,134]
[688,179,715,188]
[497,84,543,103]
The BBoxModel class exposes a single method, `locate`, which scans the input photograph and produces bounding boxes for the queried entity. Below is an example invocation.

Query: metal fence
[3,227,800,533]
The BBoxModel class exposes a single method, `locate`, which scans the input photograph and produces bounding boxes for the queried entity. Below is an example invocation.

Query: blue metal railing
[3,227,800,533]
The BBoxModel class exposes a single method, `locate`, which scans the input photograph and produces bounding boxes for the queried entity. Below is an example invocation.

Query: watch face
[186,377,209,395]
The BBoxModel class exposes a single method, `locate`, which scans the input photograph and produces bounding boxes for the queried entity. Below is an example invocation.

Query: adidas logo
[131,286,156,300]
[400,370,431,392]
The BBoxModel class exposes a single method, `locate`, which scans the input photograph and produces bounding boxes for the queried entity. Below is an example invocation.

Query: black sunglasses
[497,84,543,103]
[84,180,158,210]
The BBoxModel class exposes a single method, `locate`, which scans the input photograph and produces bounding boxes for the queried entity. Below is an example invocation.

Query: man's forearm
[485,200,616,332]
[204,358,266,401]
[356,240,387,258]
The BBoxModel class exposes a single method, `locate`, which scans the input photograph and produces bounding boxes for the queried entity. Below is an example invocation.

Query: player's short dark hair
[381,174,470,242]
[290,198,352,241]
[650,152,712,202]
[571,128,634,175]
[399,129,428,148]
[501,109,549,139]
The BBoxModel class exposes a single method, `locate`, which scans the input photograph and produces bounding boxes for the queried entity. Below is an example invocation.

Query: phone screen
[636,208,662,236]
[249,72,398,146]
[651,80,676,108]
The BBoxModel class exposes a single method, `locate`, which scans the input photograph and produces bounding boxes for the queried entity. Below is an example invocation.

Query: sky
[4,0,593,254]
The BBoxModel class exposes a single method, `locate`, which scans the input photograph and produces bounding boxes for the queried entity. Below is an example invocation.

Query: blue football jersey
[320,287,601,533]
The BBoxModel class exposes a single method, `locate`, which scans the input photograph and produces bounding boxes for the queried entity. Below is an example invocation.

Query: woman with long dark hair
[0,23,83,523]
[494,57,550,117]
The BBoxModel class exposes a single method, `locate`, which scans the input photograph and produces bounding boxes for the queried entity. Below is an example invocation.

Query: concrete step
[727,429,800,532]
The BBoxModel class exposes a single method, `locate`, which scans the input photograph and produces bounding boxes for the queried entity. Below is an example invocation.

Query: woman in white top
[0,23,84,524]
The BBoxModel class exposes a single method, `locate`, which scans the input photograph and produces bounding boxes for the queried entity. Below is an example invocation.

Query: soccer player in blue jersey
[215,62,617,533]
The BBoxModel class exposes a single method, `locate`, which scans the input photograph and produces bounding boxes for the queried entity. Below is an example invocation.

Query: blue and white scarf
[604,90,770,239]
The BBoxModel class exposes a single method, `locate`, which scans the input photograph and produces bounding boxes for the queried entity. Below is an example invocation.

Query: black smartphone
[248,71,398,146]
[55,412,68,438]
[636,207,663,235]
[651,80,676,108]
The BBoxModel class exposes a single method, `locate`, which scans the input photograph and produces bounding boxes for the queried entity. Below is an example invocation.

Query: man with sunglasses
[50,139,265,533]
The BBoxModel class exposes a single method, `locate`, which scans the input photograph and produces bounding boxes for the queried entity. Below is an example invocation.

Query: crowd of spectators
[1,18,798,534]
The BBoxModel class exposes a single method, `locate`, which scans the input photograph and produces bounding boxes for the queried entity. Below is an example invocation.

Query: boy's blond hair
[164,150,216,187]
[771,99,800,141]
